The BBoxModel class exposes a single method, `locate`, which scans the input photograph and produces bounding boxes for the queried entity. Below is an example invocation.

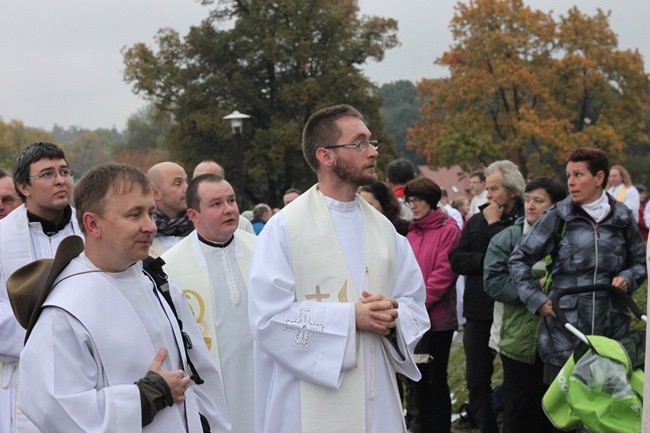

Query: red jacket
[407,208,461,331]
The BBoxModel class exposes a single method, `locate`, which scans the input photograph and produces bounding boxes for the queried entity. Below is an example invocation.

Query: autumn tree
[122,0,398,207]
[0,119,54,170]
[408,0,649,178]
[59,129,120,177]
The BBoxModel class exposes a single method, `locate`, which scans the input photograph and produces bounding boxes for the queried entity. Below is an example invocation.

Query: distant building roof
[418,165,472,200]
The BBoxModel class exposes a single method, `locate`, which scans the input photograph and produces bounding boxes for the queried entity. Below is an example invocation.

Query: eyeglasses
[323,140,379,151]
[28,168,75,182]
[405,197,422,205]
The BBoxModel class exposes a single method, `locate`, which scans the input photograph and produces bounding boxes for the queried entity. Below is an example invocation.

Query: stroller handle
[549,284,647,328]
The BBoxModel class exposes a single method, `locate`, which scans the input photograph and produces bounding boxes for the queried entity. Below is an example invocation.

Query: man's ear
[16,182,30,198]
[315,148,335,168]
[595,170,606,187]
[152,187,162,201]
[187,208,199,225]
[82,212,102,239]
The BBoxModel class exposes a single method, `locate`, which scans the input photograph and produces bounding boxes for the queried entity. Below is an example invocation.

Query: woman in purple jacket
[404,177,462,433]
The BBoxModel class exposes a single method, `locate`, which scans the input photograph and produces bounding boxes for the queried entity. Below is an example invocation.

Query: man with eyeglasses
[0,142,82,433]
[248,104,430,433]
[0,170,21,219]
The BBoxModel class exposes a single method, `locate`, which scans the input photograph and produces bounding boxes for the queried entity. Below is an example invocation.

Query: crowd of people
[0,103,647,433]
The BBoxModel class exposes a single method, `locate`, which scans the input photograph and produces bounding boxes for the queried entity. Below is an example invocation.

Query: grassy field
[447,279,648,432]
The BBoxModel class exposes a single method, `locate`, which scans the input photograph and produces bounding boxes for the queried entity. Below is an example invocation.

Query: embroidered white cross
[284,308,324,348]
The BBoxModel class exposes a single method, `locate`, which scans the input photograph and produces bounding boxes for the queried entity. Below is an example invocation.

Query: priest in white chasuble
[11,163,229,433]
[248,104,430,433]
[163,174,257,433]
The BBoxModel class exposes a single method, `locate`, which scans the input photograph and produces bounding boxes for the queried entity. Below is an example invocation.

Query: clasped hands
[355,290,399,336]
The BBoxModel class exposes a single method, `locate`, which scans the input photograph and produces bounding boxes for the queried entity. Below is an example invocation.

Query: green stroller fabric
[543,333,644,433]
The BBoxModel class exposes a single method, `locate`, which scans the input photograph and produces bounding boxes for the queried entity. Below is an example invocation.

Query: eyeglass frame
[405,197,423,205]
[322,139,379,151]
[28,168,75,182]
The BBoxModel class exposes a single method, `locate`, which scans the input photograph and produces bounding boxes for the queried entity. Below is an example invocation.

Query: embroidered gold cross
[305,285,330,302]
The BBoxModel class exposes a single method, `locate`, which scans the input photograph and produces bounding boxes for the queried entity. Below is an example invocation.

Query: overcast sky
[1,0,648,131]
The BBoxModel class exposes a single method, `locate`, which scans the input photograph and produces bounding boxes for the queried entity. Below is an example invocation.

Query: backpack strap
[542,217,567,294]
[143,256,205,385]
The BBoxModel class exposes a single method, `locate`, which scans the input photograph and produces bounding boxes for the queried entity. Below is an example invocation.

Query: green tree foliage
[409,0,649,178]
[122,0,398,207]
[123,105,172,151]
[0,119,54,170]
[379,80,425,165]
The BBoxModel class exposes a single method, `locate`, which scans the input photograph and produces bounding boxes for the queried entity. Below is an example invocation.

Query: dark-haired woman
[510,148,646,385]
[358,181,410,235]
[403,177,461,433]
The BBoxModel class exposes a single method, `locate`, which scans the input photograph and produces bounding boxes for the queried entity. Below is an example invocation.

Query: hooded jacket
[407,208,461,331]
[509,194,647,366]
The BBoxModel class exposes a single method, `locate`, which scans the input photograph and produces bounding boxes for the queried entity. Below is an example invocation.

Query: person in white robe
[248,104,430,433]
[607,164,640,222]
[0,142,82,433]
[163,174,257,433]
[13,163,228,433]
[192,159,255,235]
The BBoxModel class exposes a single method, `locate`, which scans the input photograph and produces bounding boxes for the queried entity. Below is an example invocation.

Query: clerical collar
[198,233,234,248]
[27,205,72,236]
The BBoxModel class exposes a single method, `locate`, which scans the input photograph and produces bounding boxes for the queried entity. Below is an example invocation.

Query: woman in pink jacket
[404,177,462,433]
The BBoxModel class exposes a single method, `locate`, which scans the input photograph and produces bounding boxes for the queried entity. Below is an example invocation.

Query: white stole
[44,258,203,433]
[162,230,255,375]
[0,205,82,286]
[283,185,399,433]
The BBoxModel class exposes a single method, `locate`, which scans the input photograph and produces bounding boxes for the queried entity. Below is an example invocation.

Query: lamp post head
[223,110,251,135]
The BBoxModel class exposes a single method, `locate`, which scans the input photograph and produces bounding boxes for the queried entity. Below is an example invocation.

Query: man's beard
[333,157,377,186]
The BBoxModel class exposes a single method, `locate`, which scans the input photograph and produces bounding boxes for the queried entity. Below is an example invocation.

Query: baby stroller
[542,284,646,433]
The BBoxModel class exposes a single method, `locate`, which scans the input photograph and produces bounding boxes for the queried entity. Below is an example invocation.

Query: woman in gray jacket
[509,147,646,385]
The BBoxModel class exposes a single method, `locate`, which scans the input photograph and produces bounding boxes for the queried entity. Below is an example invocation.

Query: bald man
[191,160,255,234]
[193,160,225,179]
[147,162,192,256]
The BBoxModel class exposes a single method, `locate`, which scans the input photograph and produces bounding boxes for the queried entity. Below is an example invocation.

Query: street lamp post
[222,110,251,208]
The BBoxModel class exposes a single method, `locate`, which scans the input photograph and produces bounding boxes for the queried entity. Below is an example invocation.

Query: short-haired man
[386,158,417,220]
[282,188,301,206]
[13,163,228,433]
[192,160,255,234]
[449,160,525,433]
[0,170,21,219]
[0,142,82,433]
[163,174,257,433]
[147,162,191,256]
[251,203,272,235]
[468,171,487,215]
[248,104,429,432]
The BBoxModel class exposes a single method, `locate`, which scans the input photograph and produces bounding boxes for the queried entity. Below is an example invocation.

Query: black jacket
[449,200,524,321]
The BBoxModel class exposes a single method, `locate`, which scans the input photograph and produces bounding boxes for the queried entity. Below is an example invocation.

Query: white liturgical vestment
[163,229,257,433]
[18,254,230,433]
[0,205,81,433]
[248,185,430,433]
